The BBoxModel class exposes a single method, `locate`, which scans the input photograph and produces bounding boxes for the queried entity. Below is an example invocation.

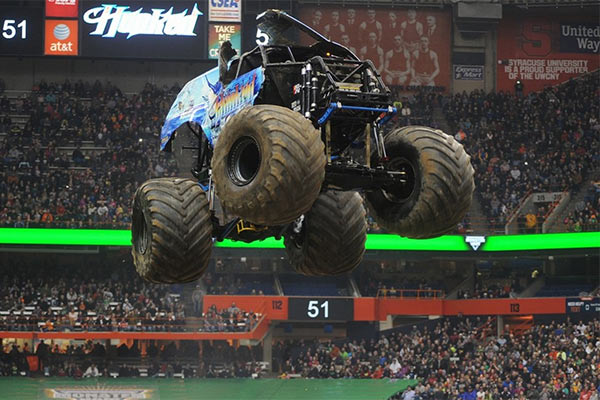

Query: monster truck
[131,10,474,283]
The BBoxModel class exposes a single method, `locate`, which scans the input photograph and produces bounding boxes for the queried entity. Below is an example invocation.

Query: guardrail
[0,313,269,341]
[376,288,444,299]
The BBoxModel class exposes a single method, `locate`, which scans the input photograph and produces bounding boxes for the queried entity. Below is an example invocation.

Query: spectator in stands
[2,69,598,237]
[0,253,265,334]
[445,72,599,231]
[0,79,179,229]
[279,317,599,400]
[192,285,203,317]
[72,146,84,166]
[83,363,99,378]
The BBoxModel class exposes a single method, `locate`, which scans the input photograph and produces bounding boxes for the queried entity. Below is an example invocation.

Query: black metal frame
[180,10,416,240]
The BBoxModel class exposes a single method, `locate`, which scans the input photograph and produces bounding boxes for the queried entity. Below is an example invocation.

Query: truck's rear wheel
[212,105,325,226]
[131,178,213,283]
[284,191,367,276]
[365,126,474,238]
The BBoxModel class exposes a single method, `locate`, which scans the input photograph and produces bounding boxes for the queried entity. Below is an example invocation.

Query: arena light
[0,229,598,252]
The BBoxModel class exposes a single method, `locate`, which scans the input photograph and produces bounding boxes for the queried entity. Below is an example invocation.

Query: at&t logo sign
[45,19,78,55]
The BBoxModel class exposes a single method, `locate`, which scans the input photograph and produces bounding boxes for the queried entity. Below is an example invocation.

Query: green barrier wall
[0,377,418,400]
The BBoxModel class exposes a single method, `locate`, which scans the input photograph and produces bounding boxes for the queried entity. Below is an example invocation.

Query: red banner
[46,0,78,18]
[298,7,451,92]
[26,355,39,372]
[497,12,599,93]
[207,296,566,321]
[442,297,565,316]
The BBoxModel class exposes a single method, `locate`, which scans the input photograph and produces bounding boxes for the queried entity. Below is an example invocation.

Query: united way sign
[560,23,600,54]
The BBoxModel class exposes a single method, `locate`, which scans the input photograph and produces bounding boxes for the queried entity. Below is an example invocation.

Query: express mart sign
[82,3,203,39]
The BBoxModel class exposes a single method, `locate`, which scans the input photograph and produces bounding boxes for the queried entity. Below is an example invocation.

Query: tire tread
[132,178,212,284]
[367,126,474,238]
[285,191,367,276]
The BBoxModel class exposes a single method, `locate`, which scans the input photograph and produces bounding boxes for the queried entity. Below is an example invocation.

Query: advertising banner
[43,387,156,399]
[560,23,600,54]
[208,0,241,23]
[46,0,78,18]
[208,23,241,59]
[497,13,599,92]
[79,1,207,59]
[44,19,78,56]
[453,64,484,80]
[566,297,600,313]
[298,6,451,92]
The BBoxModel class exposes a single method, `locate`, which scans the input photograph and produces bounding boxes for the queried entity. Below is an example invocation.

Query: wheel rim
[227,136,261,186]
[381,157,417,203]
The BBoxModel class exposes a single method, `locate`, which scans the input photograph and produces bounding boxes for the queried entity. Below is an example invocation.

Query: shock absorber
[310,70,318,112]
[301,66,307,117]
[304,63,313,118]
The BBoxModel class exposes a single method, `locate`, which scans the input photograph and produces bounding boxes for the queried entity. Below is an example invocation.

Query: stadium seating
[279,274,352,296]
[535,277,597,297]
[444,71,600,232]
[2,73,598,234]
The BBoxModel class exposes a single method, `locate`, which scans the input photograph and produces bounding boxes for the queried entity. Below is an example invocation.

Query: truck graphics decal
[160,67,264,150]
[203,68,262,143]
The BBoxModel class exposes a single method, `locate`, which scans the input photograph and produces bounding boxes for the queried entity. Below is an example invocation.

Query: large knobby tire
[212,105,326,226]
[365,126,474,238]
[284,191,367,276]
[131,178,213,283]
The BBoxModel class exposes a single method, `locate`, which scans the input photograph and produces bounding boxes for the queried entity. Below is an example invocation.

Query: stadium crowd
[0,337,263,379]
[2,72,598,233]
[0,255,260,334]
[561,182,600,233]
[277,317,600,400]
[0,79,178,229]
[360,275,444,298]
[388,86,438,128]
[445,71,600,231]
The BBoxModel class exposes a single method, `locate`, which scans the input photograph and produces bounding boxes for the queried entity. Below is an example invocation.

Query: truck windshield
[256,9,327,47]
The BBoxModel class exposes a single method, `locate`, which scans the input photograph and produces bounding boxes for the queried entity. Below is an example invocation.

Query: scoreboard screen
[79,1,207,59]
[1,2,210,60]
[0,7,44,56]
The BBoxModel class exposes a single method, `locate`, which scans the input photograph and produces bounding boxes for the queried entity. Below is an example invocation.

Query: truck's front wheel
[212,105,326,226]
[131,178,213,283]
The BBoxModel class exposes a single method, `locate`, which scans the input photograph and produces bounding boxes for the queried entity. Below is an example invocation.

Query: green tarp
[0,377,417,400]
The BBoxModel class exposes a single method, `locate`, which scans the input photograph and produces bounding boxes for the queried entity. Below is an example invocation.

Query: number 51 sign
[288,298,354,321]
